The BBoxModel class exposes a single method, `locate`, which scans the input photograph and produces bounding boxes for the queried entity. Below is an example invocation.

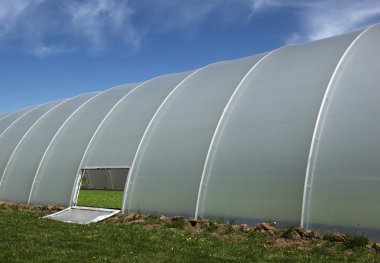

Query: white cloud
[137,1,227,32]
[248,0,380,43]
[0,0,44,38]
[32,44,77,58]
[65,0,139,53]
[0,0,380,56]
[305,1,380,41]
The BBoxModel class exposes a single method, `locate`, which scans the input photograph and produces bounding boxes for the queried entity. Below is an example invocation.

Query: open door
[43,206,120,224]
[45,168,129,224]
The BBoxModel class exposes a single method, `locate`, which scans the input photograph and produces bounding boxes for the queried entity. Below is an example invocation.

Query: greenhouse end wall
[0,24,379,240]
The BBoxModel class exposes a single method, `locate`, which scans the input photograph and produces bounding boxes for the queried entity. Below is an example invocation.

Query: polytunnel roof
[0,24,379,240]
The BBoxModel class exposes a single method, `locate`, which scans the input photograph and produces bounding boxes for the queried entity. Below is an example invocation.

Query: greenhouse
[0,24,379,240]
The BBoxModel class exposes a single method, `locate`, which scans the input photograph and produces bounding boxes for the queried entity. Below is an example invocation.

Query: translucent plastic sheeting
[0,93,97,203]
[85,170,111,189]
[124,55,265,216]
[0,107,37,135]
[196,31,361,224]
[109,169,129,190]
[0,100,65,183]
[29,84,137,206]
[82,72,193,168]
[304,26,380,235]
[0,113,9,120]
[84,169,129,190]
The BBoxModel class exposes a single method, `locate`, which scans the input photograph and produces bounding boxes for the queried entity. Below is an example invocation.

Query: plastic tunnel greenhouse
[0,24,379,240]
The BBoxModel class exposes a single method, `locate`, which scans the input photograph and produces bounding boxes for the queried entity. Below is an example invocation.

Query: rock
[128,219,145,225]
[239,224,248,231]
[290,231,301,239]
[302,230,314,239]
[313,231,324,240]
[124,213,138,220]
[366,243,373,249]
[304,230,323,240]
[159,215,168,221]
[295,228,306,236]
[344,250,353,256]
[333,232,346,242]
[254,223,280,234]
[375,243,380,251]
[47,204,56,211]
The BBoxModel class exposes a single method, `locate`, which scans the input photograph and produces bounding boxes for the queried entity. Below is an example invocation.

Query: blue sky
[1,0,380,113]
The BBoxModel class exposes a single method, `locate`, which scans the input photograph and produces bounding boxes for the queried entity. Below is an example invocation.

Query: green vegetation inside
[77,190,123,209]
[0,203,379,263]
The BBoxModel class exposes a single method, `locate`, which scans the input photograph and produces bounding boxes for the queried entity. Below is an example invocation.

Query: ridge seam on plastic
[70,79,157,207]
[122,67,205,213]
[0,99,70,194]
[300,25,374,229]
[0,112,13,123]
[27,92,104,204]
[0,106,42,141]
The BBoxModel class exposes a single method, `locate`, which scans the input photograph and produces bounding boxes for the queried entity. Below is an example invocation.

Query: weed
[222,223,234,234]
[165,218,185,229]
[214,217,226,224]
[117,216,125,223]
[281,226,296,239]
[200,220,219,232]
[344,234,369,249]
[323,232,336,241]
[147,213,161,220]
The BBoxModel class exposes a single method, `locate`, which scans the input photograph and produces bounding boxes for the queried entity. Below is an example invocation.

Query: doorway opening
[77,168,129,209]
[45,168,129,224]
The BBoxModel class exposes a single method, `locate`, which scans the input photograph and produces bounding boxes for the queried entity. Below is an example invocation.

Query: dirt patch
[1,201,379,254]
[0,201,64,213]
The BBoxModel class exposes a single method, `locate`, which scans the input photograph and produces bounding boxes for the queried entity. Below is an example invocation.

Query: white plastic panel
[196,31,361,224]
[0,93,97,203]
[124,55,265,216]
[44,206,119,224]
[0,100,65,183]
[304,26,380,235]
[82,72,192,168]
[0,107,37,135]
[29,84,137,206]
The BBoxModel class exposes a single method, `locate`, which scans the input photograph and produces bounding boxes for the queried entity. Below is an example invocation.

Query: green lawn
[77,190,123,209]
[0,203,379,262]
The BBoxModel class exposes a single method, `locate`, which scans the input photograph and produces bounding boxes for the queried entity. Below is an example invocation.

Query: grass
[0,203,379,263]
[77,190,123,209]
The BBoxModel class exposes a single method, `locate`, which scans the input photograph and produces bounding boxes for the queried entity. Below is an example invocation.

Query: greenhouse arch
[0,24,379,240]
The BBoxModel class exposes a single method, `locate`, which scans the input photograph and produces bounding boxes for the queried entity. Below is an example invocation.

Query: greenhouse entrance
[77,168,130,209]
[45,168,129,224]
